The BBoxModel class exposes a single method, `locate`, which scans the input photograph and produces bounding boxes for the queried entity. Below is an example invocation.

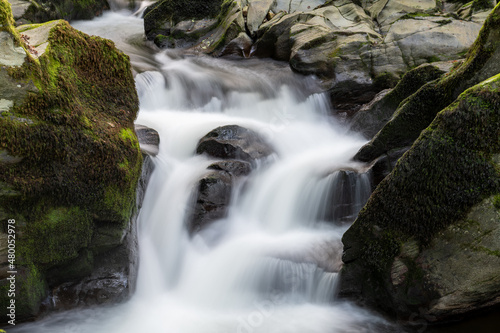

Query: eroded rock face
[143,0,492,101]
[354,3,500,163]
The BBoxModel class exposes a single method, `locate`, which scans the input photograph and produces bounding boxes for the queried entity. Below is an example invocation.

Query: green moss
[0,0,28,52]
[22,0,109,23]
[342,73,500,316]
[373,71,400,89]
[19,206,93,266]
[472,0,495,11]
[397,12,436,21]
[0,264,46,321]
[46,248,94,284]
[493,195,500,209]
[0,21,142,222]
[144,0,224,38]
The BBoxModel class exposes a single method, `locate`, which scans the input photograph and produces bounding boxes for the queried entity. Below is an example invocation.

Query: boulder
[350,64,445,138]
[134,124,160,156]
[144,0,224,40]
[0,0,144,322]
[187,125,273,235]
[354,3,500,163]
[339,68,500,323]
[366,16,483,78]
[246,0,274,36]
[220,31,253,57]
[186,170,234,235]
[12,0,110,23]
[196,124,274,164]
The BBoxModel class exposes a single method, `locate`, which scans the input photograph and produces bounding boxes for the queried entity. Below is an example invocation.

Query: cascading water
[11,6,403,333]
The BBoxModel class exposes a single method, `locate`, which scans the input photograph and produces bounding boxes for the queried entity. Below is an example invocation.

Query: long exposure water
[10,5,403,333]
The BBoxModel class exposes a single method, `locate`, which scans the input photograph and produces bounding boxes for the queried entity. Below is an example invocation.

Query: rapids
[11,6,403,333]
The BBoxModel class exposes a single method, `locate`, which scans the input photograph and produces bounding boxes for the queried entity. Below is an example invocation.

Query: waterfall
[10,8,402,333]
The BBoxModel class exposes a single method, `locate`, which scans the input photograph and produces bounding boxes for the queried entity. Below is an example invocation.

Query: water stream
[11,6,402,333]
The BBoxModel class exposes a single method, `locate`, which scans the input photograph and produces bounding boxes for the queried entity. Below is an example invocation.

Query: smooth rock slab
[0,31,26,66]
[247,0,274,35]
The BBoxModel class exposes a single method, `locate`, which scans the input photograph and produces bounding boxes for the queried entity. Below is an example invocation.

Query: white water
[12,7,399,333]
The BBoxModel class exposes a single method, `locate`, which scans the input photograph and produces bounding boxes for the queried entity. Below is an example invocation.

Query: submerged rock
[0,1,144,323]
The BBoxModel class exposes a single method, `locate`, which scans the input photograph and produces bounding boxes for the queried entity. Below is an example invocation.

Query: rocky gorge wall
[0,0,152,323]
[143,0,496,113]
[339,2,500,324]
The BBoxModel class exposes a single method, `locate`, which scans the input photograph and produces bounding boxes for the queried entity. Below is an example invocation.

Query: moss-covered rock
[355,2,500,162]
[19,0,110,23]
[144,0,223,40]
[0,0,142,322]
[350,64,446,138]
[339,72,500,322]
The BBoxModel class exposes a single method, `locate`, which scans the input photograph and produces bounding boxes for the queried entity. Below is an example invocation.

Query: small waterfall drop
[10,8,403,333]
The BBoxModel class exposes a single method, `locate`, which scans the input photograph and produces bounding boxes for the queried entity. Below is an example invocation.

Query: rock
[354,3,500,163]
[253,11,305,60]
[247,0,274,36]
[7,0,30,20]
[273,0,327,13]
[188,124,272,235]
[144,0,224,40]
[220,31,253,57]
[319,168,373,224]
[207,159,252,177]
[0,30,26,66]
[0,149,23,164]
[196,125,274,164]
[186,170,233,235]
[367,16,482,78]
[368,146,410,188]
[339,71,500,323]
[350,64,445,138]
[135,124,160,156]
[0,2,144,323]
[17,20,60,57]
[365,0,438,32]
[187,160,252,235]
[16,0,110,23]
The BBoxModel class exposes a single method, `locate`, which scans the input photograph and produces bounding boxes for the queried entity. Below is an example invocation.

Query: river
[11,4,406,333]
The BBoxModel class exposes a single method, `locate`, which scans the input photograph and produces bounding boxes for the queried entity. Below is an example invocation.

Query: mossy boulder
[354,2,500,162]
[0,0,142,322]
[144,0,224,40]
[350,64,446,139]
[339,72,500,322]
[13,0,110,23]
